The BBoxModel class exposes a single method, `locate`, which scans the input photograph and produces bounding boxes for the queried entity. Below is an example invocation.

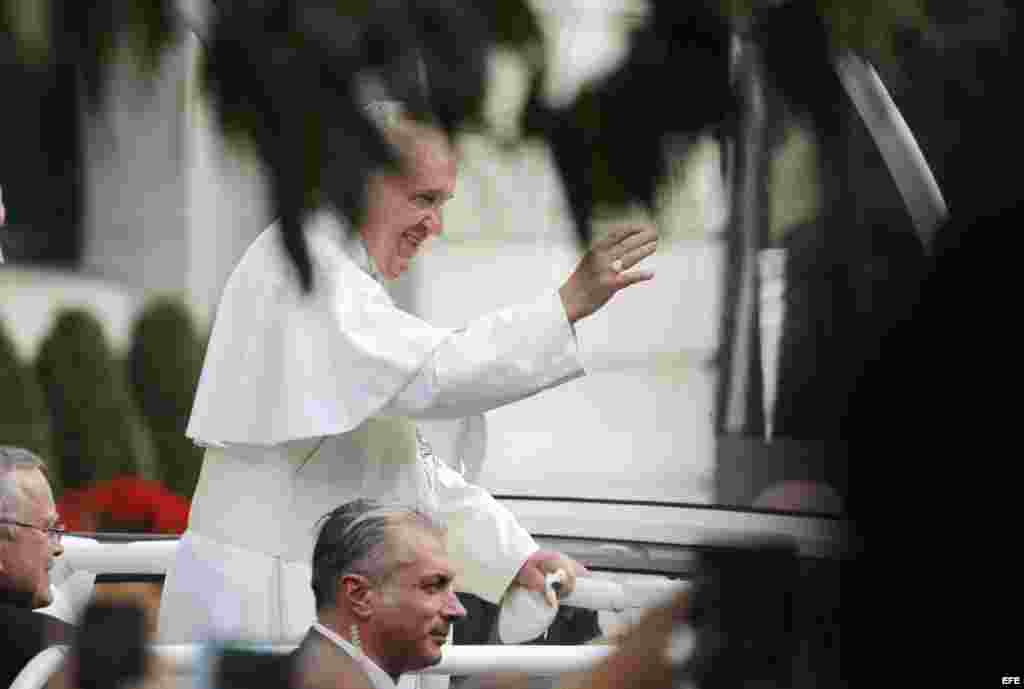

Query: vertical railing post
[714,18,778,505]
[716,26,770,438]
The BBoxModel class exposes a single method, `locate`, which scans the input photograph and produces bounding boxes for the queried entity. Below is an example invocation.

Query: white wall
[183,34,273,327]
[0,266,142,359]
[77,26,269,329]
[80,41,190,298]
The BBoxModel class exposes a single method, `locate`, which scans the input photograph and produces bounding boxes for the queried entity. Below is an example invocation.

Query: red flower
[56,476,190,535]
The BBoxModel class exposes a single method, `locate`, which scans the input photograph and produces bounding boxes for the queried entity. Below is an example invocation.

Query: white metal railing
[61,537,176,575]
[58,536,687,612]
[12,537,702,689]
[9,647,68,689]
[11,643,616,689]
[156,643,615,676]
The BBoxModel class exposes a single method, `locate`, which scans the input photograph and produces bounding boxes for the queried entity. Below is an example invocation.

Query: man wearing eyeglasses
[1,446,74,688]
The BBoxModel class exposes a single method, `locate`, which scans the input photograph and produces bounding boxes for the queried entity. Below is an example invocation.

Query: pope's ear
[339,574,374,619]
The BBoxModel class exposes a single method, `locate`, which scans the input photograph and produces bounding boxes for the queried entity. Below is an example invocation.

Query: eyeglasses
[0,519,65,545]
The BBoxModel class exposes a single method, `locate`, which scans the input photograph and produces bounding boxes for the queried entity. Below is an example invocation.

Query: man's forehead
[403,140,456,184]
[393,528,453,572]
[17,468,55,513]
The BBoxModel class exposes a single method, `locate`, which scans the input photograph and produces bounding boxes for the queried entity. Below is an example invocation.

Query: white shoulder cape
[186,213,450,445]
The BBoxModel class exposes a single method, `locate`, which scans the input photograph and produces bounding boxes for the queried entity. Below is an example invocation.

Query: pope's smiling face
[359,126,456,280]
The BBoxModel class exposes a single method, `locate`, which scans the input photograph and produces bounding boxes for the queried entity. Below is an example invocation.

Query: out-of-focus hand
[563,588,690,689]
[513,550,590,605]
[559,225,658,324]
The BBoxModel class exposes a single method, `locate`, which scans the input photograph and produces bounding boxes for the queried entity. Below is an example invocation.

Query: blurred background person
[67,601,149,689]
[1,446,73,687]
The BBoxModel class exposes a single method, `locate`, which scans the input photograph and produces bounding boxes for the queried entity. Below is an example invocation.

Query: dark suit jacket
[0,601,75,689]
[289,626,376,689]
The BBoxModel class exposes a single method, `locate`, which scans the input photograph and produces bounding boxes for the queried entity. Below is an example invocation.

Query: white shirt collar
[338,220,383,284]
[312,622,398,689]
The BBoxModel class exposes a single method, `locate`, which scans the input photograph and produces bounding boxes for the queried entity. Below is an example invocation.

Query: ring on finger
[610,258,623,272]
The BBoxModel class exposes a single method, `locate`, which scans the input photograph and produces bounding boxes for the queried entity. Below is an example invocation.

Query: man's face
[359,130,456,280]
[0,468,63,608]
[370,527,467,675]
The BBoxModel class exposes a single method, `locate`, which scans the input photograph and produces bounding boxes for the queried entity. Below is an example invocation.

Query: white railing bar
[560,576,688,611]
[59,537,687,612]
[11,643,617,689]
[9,646,68,689]
[61,538,176,575]
[502,500,848,558]
[154,643,615,676]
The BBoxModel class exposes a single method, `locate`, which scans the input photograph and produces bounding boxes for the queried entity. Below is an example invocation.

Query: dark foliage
[127,297,206,497]
[753,3,848,138]
[50,0,178,111]
[3,0,942,287]
[35,309,157,491]
[523,1,735,241]
[0,319,54,483]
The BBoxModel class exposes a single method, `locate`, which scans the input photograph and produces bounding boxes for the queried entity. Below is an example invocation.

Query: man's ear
[339,574,375,619]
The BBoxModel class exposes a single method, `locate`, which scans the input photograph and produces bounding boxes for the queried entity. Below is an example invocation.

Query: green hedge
[35,308,158,491]
[0,319,56,488]
[127,297,205,498]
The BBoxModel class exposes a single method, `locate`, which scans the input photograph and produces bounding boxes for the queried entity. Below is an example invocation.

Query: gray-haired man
[1,446,73,687]
[291,498,466,689]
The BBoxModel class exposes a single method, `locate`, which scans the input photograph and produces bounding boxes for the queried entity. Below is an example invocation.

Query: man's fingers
[518,552,562,594]
[617,270,655,288]
[592,225,651,251]
[554,567,576,599]
[591,227,629,250]
[517,564,546,594]
[610,228,658,255]
[618,240,657,270]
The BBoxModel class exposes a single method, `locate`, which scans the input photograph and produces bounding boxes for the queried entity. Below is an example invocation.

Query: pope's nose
[422,208,443,237]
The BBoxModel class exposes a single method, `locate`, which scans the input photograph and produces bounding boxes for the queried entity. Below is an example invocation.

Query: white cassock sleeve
[431,458,540,603]
[187,216,585,445]
[382,289,584,420]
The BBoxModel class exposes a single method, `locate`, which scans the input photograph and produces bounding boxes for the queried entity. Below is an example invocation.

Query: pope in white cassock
[156,107,659,668]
